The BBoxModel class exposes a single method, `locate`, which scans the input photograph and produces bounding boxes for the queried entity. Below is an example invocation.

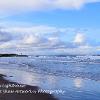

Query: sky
[0,0,100,55]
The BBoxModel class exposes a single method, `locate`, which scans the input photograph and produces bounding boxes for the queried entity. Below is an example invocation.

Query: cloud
[23,34,40,44]
[53,0,99,9]
[0,0,99,14]
[0,25,63,48]
[1,25,58,35]
[0,25,99,55]
[0,31,12,42]
[73,33,86,44]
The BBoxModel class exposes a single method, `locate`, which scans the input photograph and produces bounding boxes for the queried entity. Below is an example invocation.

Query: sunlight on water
[74,78,83,88]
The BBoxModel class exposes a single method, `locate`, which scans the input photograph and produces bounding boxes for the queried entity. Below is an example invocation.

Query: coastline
[0,74,57,100]
[0,54,28,57]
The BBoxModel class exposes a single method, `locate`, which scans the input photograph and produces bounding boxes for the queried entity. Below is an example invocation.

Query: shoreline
[0,74,57,100]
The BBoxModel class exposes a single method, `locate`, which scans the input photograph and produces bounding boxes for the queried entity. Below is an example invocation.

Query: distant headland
[0,54,28,57]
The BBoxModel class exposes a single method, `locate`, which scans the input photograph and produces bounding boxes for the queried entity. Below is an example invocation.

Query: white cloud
[0,25,99,55]
[0,0,99,14]
[0,42,12,49]
[73,33,86,44]
[1,25,58,35]
[0,25,63,49]
[48,37,60,46]
[23,34,40,44]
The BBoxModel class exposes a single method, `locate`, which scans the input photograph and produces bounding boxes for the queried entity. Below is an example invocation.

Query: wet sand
[0,74,58,100]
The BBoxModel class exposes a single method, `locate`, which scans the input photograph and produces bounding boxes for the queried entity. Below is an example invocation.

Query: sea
[0,55,100,100]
